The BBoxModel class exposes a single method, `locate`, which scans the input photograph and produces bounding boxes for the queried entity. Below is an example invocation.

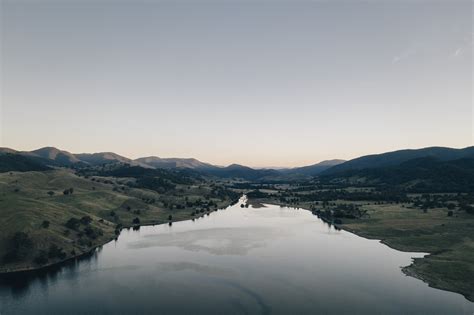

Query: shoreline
[1,197,472,303]
[0,199,239,276]
[250,198,474,303]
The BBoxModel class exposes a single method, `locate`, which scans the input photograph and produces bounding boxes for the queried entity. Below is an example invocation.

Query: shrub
[447,211,454,217]
[447,203,456,210]
[42,220,50,228]
[3,232,34,262]
[84,226,101,239]
[132,217,140,225]
[80,216,92,225]
[65,218,81,230]
[168,215,173,221]
[34,250,49,265]
[47,191,55,197]
[48,244,66,260]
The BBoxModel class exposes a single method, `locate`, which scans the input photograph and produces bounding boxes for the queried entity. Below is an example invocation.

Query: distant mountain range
[319,146,474,192]
[280,159,346,176]
[322,146,474,175]
[0,146,473,185]
[134,156,216,170]
[0,146,346,179]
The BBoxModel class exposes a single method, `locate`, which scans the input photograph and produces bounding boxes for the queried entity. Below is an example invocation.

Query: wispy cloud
[392,48,417,64]
[451,47,463,57]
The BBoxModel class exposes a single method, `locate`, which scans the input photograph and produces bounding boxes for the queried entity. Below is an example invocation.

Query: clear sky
[1,0,472,167]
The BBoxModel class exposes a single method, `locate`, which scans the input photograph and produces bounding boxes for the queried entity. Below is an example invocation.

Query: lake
[0,197,473,314]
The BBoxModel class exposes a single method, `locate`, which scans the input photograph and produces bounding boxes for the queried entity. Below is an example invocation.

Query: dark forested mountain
[323,146,474,175]
[0,154,51,172]
[282,159,345,176]
[202,164,281,180]
[0,148,18,155]
[320,156,474,192]
[2,146,473,186]
[0,147,279,180]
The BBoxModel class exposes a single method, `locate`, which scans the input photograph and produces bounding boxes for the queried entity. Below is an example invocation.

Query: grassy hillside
[0,169,238,273]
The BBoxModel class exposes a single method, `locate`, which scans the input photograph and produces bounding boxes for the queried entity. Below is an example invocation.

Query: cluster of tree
[3,232,34,263]
[65,216,93,230]
[246,189,270,199]
[276,188,409,203]
[411,193,474,214]
[34,244,67,265]
[211,187,241,201]
[311,204,366,225]
[63,188,74,195]
[412,194,455,210]
[0,153,51,173]
[331,204,366,219]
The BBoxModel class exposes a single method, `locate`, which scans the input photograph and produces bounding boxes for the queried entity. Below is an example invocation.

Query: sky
[0,0,472,167]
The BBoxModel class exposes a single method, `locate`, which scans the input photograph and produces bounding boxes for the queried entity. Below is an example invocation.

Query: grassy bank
[341,203,474,302]
[249,196,474,302]
[0,169,237,274]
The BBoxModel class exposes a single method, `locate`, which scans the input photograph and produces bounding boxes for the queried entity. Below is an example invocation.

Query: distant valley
[0,145,473,302]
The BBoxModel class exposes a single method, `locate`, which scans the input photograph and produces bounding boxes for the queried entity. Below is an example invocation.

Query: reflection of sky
[1,201,471,314]
[1,1,472,167]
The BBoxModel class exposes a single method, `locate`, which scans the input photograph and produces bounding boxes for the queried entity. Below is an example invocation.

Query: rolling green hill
[0,169,239,273]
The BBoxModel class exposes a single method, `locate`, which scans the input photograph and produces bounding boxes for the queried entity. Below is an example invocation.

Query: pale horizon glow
[1,0,472,168]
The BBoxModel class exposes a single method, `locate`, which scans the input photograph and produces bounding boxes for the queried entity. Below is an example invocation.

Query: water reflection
[0,197,472,315]
[0,249,96,300]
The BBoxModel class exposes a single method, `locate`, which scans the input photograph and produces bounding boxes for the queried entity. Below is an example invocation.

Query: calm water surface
[1,197,473,314]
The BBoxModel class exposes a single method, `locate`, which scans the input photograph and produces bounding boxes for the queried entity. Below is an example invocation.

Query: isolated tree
[42,220,50,228]
[48,244,66,260]
[80,216,92,225]
[65,218,81,230]
[132,217,140,225]
[3,232,34,262]
[34,250,48,265]
[47,191,55,197]
[168,215,173,221]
